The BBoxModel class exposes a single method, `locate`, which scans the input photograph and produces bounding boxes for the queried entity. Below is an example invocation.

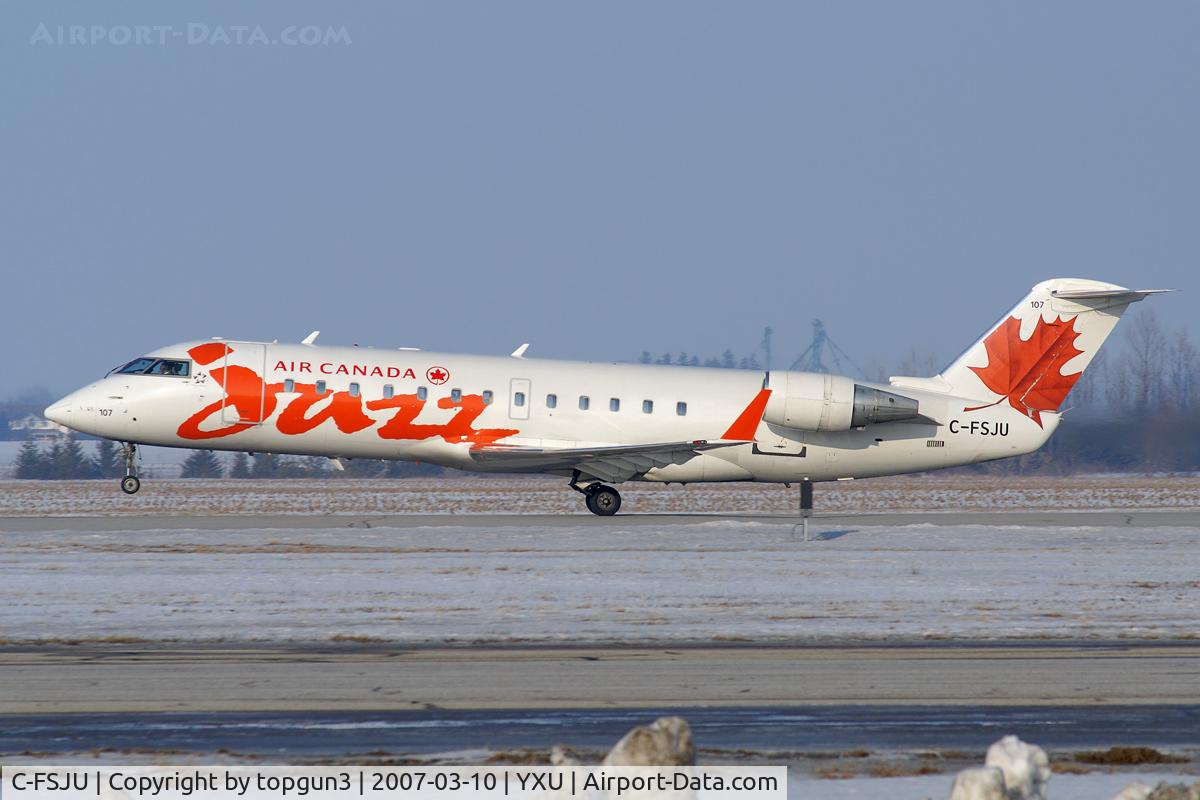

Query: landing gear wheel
[586,485,621,516]
[119,442,140,495]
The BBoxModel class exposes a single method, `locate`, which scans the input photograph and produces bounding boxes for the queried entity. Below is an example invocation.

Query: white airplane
[45,278,1166,515]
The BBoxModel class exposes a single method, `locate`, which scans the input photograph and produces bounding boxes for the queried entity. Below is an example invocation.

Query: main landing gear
[570,470,622,516]
[119,442,140,495]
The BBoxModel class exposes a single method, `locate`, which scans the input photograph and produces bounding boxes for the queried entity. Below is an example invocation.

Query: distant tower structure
[790,319,867,378]
[760,326,774,371]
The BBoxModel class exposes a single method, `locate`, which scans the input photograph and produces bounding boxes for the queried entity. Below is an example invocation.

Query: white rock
[949,766,1008,800]
[985,735,1051,800]
[603,716,695,766]
[549,745,580,766]
[1109,782,1152,800]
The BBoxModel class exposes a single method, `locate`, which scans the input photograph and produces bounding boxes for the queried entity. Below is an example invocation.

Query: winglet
[302,331,320,345]
[722,389,772,441]
[511,343,530,358]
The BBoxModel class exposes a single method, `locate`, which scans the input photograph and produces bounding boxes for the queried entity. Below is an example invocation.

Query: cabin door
[509,378,531,420]
[220,342,269,425]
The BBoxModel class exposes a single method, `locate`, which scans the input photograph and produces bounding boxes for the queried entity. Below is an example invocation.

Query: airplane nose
[44,399,72,425]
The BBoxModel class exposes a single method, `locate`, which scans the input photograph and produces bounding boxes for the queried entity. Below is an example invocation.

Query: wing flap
[470,439,740,481]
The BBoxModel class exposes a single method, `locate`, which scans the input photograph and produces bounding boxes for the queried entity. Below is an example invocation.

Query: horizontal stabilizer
[932,278,1172,424]
[1051,288,1174,301]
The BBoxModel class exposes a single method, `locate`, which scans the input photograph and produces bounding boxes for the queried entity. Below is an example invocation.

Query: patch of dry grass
[1073,746,1188,765]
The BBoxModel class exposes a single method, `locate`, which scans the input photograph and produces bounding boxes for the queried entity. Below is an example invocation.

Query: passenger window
[579,395,590,411]
[451,388,462,402]
[349,382,360,397]
[514,391,526,407]
[546,393,557,409]
[383,384,394,399]
[610,398,620,412]
[483,390,493,405]
[283,379,295,393]
[315,380,327,395]
[642,400,653,414]
[417,386,427,401]
[676,401,687,416]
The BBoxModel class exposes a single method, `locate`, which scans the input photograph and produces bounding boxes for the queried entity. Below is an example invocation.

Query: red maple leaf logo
[426,366,449,385]
[964,315,1085,427]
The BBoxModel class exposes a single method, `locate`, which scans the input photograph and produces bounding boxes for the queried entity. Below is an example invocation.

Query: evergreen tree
[339,458,385,478]
[230,452,251,478]
[50,436,94,479]
[299,455,332,475]
[274,455,331,477]
[738,354,761,370]
[385,460,446,478]
[639,351,652,364]
[721,349,736,369]
[180,450,225,478]
[15,440,47,479]
[93,439,122,478]
[249,453,279,478]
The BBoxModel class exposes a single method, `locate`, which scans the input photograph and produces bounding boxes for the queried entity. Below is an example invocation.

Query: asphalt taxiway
[2,644,1197,714]
[5,704,1200,759]
[2,508,1199,531]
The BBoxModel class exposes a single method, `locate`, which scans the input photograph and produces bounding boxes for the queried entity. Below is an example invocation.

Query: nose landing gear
[119,443,140,495]
[569,471,622,516]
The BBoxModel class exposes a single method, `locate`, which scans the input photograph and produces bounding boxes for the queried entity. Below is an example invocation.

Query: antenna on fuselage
[511,343,530,358]
[302,331,320,345]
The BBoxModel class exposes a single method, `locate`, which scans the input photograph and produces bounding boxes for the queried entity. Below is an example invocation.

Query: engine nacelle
[761,371,921,432]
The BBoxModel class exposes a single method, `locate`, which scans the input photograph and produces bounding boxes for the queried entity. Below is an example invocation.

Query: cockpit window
[115,358,156,374]
[149,359,190,376]
[112,358,191,377]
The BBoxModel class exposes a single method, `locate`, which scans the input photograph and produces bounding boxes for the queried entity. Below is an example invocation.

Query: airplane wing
[469,439,741,483]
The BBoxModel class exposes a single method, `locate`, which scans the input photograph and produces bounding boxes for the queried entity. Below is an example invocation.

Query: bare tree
[895,347,939,378]
[1125,308,1166,412]
[1163,325,1198,412]
[1068,349,1102,413]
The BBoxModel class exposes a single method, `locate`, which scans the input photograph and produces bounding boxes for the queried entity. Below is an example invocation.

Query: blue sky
[3,2,1196,395]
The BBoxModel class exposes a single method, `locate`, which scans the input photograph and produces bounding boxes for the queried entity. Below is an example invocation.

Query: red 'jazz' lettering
[276,383,375,435]
[177,343,520,446]
[178,344,280,439]
[366,395,446,441]
[435,395,519,446]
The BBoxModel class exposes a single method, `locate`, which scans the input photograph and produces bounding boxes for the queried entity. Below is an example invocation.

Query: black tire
[587,485,621,516]
[120,476,140,495]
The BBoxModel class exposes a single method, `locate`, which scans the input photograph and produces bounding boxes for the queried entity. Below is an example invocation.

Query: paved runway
[2,644,1197,714]
[5,705,1200,760]
[3,509,1199,531]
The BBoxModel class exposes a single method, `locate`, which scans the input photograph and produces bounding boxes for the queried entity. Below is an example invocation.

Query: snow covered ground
[2,518,1197,644]
[2,475,1200,517]
[789,772,1188,800]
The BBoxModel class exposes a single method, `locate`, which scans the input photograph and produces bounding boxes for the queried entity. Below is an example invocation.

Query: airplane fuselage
[46,338,1052,484]
[46,278,1163,513]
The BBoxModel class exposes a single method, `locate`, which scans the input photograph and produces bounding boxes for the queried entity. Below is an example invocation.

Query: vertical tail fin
[894,278,1170,425]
